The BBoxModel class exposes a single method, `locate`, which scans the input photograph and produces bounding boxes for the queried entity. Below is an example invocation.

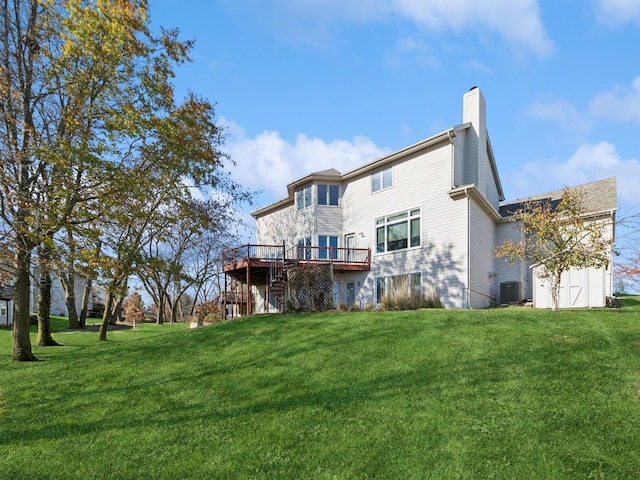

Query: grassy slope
[1,300,640,479]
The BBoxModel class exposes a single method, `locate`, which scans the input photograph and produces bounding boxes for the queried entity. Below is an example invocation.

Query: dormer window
[318,184,339,206]
[296,186,312,210]
[372,167,392,193]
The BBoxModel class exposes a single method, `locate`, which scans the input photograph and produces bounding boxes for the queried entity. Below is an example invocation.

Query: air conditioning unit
[500,281,521,305]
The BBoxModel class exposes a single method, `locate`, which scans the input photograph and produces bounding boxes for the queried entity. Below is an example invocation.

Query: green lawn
[1,300,640,479]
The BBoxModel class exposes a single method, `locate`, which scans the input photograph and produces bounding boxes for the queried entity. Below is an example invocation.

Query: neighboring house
[0,284,14,327]
[222,87,616,313]
[1,269,105,327]
[29,269,106,318]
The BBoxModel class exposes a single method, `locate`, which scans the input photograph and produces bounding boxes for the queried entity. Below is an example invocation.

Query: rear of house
[224,88,616,313]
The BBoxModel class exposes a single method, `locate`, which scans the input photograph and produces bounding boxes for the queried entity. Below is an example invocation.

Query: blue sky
[150,0,640,226]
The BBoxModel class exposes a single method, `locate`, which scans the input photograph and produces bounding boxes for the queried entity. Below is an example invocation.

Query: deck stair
[269,257,286,312]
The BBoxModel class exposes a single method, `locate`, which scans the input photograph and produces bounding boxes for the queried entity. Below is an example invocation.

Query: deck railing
[286,245,370,266]
[0,285,14,296]
[222,244,286,265]
[222,244,370,268]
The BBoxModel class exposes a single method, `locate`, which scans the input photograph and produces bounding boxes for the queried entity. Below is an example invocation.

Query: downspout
[448,128,456,191]
[466,190,471,309]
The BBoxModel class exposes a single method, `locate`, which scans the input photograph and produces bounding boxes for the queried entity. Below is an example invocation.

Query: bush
[380,292,442,311]
[194,301,224,323]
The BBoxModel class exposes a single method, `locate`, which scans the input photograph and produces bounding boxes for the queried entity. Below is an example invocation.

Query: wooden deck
[222,244,370,282]
[0,285,14,301]
[221,244,370,316]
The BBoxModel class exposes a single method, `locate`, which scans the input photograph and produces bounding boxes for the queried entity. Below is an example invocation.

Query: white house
[0,269,105,328]
[222,87,616,312]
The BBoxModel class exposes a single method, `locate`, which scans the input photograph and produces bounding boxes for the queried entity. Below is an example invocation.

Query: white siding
[452,130,467,188]
[341,143,468,308]
[256,204,297,245]
[469,201,496,308]
[316,205,342,239]
[495,222,530,303]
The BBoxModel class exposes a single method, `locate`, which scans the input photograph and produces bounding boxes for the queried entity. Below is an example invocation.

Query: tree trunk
[79,276,93,328]
[12,243,37,361]
[36,264,61,346]
[111,295,124,325]
[176,296,184,324]
[65,287,80,328]
[98,291,115,341]
[551,271,562,311]
[155,291,165,325]
[62,273,80,329]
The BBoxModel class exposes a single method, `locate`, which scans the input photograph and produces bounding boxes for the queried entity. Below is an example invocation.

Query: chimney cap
[469,86,478,91]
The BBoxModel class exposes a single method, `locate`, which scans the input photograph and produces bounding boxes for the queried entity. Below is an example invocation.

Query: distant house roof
[499,177,617,218]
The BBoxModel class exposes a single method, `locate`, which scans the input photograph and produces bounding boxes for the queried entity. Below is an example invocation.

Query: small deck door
[347,282,355,306]
[345,234,355,262]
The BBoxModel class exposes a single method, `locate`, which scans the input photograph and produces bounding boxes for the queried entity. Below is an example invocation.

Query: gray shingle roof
[499,177,617,218]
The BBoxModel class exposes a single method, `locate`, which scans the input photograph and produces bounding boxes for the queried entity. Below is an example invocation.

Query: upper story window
[318,184,339,206]
[296,186,312,210]
[376,207,421,253]
[372,167,392,193]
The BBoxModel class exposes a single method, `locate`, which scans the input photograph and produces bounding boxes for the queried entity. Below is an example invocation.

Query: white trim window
[371,167,392,193]
[318,235,338,259]
[297,236,311,260]
[296,186,312,210]
[318,184,339,206]
[376,208,421,253]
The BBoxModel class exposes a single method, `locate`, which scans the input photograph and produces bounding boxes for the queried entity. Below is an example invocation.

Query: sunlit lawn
[1,299,640,479]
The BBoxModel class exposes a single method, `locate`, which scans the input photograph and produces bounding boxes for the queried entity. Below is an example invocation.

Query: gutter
[341,128,457,182]
[448,184,502,222]
[253,127,459,218]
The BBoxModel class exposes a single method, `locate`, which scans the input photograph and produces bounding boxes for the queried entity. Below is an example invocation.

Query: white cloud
[223,119,389,204]
[229,0,553,59]
[512,141,640,207]
[392,0,553,57]
[590,77,640,123]
[594,0,640,25]
[527,99,591,131]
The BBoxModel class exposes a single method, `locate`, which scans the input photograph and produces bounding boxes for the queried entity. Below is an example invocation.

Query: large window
[318,235,338,259]
[296,186,312,210]
[376,273,421,304]
[376,208,421,253]
[318,184,339,206]
[372,167,392,193]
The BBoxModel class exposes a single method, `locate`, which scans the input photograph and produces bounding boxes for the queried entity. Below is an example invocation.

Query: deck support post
[246,264,252,316]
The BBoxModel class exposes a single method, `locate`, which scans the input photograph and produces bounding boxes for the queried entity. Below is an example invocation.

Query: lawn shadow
[621,296,640,308]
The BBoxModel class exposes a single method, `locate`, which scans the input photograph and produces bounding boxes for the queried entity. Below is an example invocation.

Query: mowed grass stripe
[1,301,640,479]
